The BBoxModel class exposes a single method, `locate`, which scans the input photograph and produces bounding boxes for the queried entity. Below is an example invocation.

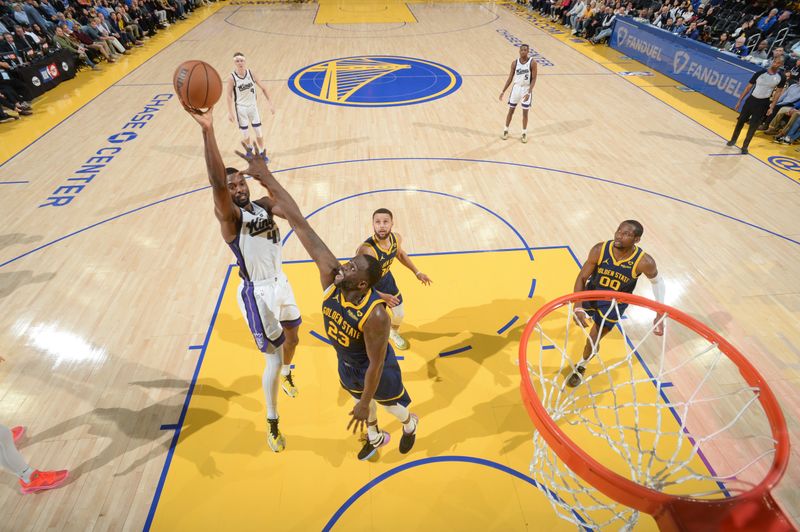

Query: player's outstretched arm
[395,234,432,285]
[573,242,602,327]
[347,305,390,432]
[186,107,240,243]
[240,154,340,288]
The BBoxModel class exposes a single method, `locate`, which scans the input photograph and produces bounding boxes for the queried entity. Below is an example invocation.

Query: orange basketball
[173,60,223,110]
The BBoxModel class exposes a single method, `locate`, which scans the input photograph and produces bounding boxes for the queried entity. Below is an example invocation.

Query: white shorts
[237,275,301,353]
[236,104,262,129]
[508,84,532,109]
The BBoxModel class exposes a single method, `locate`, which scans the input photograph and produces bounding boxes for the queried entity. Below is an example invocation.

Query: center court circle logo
[288,55,462,107]
[768,155,800,171]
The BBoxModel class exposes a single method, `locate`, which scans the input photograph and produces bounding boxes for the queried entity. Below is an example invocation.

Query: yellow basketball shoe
[389,329,409,351]
[267,418,286,452]
[281,372,298,398]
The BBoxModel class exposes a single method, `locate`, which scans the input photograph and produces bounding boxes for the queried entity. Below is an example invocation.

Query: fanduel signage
[611,17,760,109]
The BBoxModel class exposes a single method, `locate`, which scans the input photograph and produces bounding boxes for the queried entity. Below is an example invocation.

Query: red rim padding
[518,291,793,531]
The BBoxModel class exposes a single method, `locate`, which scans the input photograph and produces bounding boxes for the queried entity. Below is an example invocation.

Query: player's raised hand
[347,400,370,433]
[186,105,213,129]
[415,272,432,285]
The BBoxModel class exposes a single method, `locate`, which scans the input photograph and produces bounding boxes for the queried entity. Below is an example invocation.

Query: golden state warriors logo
[288,56,462,107]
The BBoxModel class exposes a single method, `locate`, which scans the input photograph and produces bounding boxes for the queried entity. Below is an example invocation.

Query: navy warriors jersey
[587,240,645,294]
[322,286,397,368]
[229,202,282,282]
[363,233,397,280]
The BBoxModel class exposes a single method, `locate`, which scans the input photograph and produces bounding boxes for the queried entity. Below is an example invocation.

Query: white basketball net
[523,298,778,530]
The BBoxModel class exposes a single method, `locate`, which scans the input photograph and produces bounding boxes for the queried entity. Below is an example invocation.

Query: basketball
[173,60,223,110]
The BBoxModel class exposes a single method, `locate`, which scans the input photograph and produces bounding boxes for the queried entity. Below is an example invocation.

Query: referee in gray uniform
[728,55,786,154]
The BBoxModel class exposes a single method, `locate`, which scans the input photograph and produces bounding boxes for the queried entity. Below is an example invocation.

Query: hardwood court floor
[0,2,798,530]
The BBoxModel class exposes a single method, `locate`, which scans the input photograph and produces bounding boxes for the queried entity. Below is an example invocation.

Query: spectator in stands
[684,21,701,40]
[12,3,31,26]
[732,18,760,41]
[23,0,53,30]
[68,23,117,62]
[53,24,97,69]
[652,5,670,27]
[663,16,676,32]
[714,31,730,49]
[672,16,687,35]
[584,4,606,40]
[0,61,32,113]
[730,35,749,57]
[748,39,769,63]
[567,0,587,34]
[0,30,33,63]
[757,8,779,34]
[86,16,126,54]
[590,6,619,44]
[37,0,59,23]
[765,10,792,42]
[14,25,43,57]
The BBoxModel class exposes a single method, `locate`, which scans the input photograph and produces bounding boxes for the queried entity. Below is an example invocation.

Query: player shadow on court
[0,233,42,252]
[639,130,721,147]
[0,271,56,299]
[213,308,265,350]
[17,376,261,483]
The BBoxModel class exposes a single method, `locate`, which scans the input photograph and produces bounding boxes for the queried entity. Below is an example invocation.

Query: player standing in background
[227,52,276,162]
[356,209,432,351]
[499,44,537,143]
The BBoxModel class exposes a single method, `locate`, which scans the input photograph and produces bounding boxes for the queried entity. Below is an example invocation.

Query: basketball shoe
[267,418,286,452]
[281,372,298,398]
[399,414,418,454]
[358,431,390,461]
[389,329,409,351]
[19,470,69,494]
[11,426,25,443]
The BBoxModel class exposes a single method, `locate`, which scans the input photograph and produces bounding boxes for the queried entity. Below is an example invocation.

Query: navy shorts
[585,299,628,329]
[374,271,403,304]
[338,358,411,406]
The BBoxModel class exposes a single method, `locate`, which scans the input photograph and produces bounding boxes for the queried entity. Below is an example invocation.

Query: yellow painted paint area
[315,0,417,24]
[144,248,731,529]
[506,5,800,184]
[0,2,224,165]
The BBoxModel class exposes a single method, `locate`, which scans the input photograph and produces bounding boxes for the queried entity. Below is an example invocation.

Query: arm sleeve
[649,274,665,304]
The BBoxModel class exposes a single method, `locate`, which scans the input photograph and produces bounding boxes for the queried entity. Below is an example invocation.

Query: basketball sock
[383,403,410,425]
[522,129,527,135]
[503,126,509,132]
[367,422,380,443]
[280,364,291,377]
[0,424,31,480]
[263,349,282,420]
[402,414,417,434]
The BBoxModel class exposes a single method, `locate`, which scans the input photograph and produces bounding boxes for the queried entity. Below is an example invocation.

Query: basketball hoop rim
[518,290,790,516]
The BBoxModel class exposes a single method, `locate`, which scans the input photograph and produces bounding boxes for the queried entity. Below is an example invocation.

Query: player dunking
[187,106,300,452]
[239,155,420,462]
[568,220,665,387]
[226,52,275,162]
[356,209,432,351]
[499,44,537,144]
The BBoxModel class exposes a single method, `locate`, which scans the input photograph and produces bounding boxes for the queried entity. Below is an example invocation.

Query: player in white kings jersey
[499,44,538,144]
[186,103,299,453]
[227,52,275,163]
